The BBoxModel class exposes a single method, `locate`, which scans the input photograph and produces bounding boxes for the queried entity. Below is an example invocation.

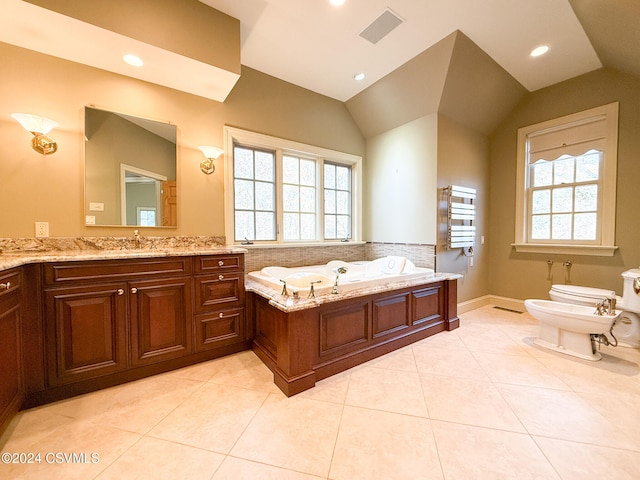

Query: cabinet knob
[218,274,224,281]
[131,287,138,294]
[219,312,224,318]
[218,260,224,267]
[117,288,124,295]
[0,282,10,290]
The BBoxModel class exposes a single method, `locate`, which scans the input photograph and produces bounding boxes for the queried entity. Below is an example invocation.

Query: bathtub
[247,256,435,297]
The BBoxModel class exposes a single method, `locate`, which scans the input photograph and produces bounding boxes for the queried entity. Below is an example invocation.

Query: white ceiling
[200,0,602,101]
[1,0,603,103]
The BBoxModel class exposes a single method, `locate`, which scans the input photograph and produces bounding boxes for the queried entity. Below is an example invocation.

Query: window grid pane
[283,155,316,240]
[324,162,352,240]
[527,151,601,243]
[233,145,276,241]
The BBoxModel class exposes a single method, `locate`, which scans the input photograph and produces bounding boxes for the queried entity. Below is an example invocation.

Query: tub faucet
[331,267,348,294]
[280,279,288,296]
[308,280,322,299]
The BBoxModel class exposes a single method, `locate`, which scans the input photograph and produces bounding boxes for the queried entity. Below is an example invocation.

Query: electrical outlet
[35,221,49,238]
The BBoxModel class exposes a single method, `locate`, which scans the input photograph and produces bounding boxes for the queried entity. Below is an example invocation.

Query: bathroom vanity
[0,248,248,432]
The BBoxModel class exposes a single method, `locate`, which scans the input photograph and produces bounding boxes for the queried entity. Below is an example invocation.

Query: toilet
[525,268,640,360]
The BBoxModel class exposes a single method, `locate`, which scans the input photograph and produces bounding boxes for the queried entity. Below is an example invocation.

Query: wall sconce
[11,113,59,155]
[198,146,223,174]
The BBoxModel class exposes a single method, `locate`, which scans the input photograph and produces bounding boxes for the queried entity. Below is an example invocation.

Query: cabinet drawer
[194,273,244,313]
[43,257,192,285]
[195,254,244,274]
[0,269,21,299]
[194,307,244,351]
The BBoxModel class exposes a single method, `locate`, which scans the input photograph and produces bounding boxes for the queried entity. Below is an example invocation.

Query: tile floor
[1,304,640,479]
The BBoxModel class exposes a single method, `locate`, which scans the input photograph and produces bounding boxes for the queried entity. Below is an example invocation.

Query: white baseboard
[458,295,525,314]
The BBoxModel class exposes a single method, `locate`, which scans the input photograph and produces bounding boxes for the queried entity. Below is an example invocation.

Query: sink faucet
[133,229,141,249]
[331,266,348,294]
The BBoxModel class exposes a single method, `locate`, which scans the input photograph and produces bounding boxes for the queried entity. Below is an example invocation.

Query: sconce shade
[11,113,59,134]
[198,146,223,174]
[11,113,59,155]
[198,146,223,159]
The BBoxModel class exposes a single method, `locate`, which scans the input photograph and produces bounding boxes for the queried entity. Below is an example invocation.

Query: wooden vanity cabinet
[0,268,24,433]
[43,258,192,387]
[193,255,245,351]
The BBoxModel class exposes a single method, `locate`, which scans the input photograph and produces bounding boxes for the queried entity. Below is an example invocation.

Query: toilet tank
[622,268,640,312]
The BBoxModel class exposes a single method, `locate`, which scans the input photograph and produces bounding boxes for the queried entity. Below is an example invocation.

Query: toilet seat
[549,284,616,306]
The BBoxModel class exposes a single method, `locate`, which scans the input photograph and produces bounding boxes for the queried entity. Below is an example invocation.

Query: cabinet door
[194,273,244,313]
[129,277,192,366]
[44,284,128,386]
[0,297,22,432]
[194,307,245,352]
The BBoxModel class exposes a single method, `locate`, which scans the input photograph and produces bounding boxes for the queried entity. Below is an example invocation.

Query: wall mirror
[84,106,177,227]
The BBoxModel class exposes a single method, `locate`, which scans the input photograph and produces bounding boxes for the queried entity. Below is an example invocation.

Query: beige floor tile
[45,374,203,434]
[498,383,639,450]
[329,406,443,480]
[345,366,428,417]
[535,350,640,396]
[0,418,141,480]
[420,373,526,432]
[412,343,489,380]
[432,420,560,480]
[413,329,469,350]
[208,351,284,394]
[578,389,640,448]
[213,456,324,479]
[535,436,640,480]
[457,322,532,356]
[230,394,342,477]
[473,351,571,390]
[362,346,418,372]
[296,370,351,404]
[0,407,76,451]
[95,436,224,480]
[148,382,268,453]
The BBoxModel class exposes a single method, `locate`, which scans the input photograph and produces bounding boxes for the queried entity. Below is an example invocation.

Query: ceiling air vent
[359,8,404,45]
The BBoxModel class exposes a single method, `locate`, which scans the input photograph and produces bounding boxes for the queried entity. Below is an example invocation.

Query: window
[224,127,362,245]
[514,103,618,256]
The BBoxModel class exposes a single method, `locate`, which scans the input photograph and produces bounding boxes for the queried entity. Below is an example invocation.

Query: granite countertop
[0,236,247,273]
[245,271,463,313]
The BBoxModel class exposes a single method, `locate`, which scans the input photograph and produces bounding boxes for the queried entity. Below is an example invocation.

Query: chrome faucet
[331,266,348,294]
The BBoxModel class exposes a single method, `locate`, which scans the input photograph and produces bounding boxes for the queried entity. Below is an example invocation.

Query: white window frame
[223,126,362,246]
[513,103,619,256]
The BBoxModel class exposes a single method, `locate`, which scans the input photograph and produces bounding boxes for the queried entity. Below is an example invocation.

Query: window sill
[511,243,618,257]
[235,241,366,249]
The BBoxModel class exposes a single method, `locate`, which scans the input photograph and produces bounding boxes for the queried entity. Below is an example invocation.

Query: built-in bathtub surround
[244,242,436,273]
[0,235,226,254]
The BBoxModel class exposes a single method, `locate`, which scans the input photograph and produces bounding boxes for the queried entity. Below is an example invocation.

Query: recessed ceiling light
[354,72,365,81]
[123,54,144,67]
[330,0,346,6]
[530,45,549,57]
